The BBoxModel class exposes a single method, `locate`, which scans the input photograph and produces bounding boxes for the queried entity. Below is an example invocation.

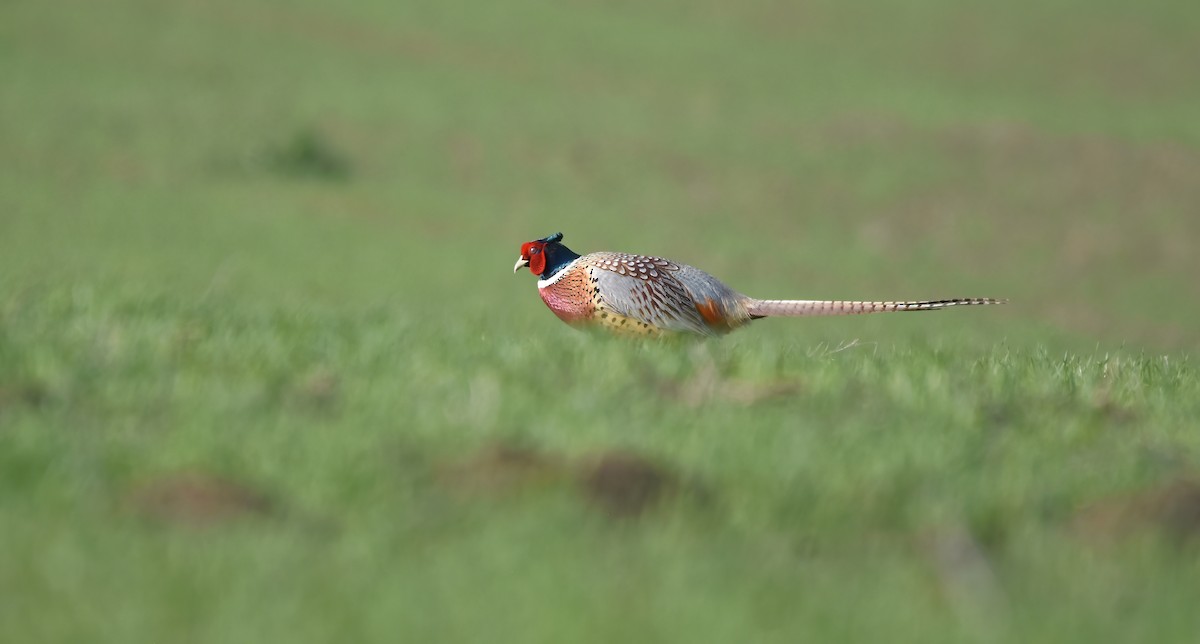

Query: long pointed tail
[745,297,1004,318]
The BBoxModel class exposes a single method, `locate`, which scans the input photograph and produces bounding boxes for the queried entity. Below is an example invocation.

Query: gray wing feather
[674,265,749,311]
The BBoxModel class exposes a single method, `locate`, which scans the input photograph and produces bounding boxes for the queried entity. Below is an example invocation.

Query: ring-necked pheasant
[514,233,1002,337]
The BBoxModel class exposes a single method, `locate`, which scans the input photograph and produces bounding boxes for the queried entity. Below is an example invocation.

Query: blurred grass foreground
[2,0,1200,642]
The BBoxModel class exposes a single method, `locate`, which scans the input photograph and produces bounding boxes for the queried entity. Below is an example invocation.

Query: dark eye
[530,247,540,255]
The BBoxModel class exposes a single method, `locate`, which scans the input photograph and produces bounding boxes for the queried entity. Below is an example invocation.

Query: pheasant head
[513,232,579,279]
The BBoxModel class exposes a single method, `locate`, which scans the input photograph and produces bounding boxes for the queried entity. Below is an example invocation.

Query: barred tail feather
[746,298,1004,318]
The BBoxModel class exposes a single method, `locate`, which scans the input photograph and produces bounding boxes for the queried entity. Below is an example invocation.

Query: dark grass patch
[266,129,352,181]
[0,380,50,411]
[125,471,276,528]
[210,127,353,181]
[577,450,680,520]
[438,443,697,520]
[1072,477,1200,545]
[291,367,341,414]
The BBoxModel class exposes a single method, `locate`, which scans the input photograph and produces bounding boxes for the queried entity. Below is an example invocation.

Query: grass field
[3,0,1200,641]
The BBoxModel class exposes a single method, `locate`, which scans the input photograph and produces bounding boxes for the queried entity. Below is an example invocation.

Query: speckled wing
[581,252,715,336]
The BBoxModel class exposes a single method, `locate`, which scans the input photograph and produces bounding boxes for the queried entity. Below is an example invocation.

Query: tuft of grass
[264,129,352,181]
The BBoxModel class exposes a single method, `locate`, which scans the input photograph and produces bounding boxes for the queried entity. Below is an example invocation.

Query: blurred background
[3,0,1200,642]
[3,0,1198,350]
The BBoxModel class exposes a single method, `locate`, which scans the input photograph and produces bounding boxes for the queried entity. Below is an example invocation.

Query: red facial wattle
[518,241,546,275]
[528,245,546,275]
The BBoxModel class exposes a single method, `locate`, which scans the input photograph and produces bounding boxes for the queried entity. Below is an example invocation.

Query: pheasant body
[535,252,751,336]
[515,233,1001,337]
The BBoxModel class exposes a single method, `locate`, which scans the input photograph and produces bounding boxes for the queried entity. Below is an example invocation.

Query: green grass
[3,0,1200,641]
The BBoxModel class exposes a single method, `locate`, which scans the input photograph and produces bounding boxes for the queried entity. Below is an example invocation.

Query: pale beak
[513,256,530,273]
